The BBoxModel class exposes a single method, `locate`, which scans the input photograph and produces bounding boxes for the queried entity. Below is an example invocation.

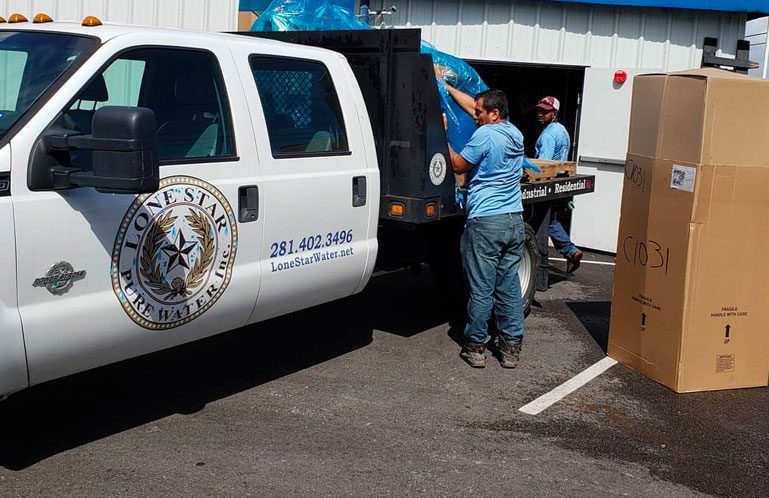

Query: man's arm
[448,144,474,174]
[449,126,488,175]
[445,84,476,117]
[435,65,476,117]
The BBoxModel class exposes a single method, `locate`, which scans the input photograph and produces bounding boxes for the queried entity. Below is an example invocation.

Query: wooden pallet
[523,159,576,182]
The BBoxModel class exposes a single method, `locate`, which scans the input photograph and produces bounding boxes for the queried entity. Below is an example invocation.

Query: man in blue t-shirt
[535,96,583,273]
[446,88,526,369]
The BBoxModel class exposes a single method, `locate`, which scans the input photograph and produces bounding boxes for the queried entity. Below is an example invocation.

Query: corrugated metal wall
[375,0,746,69]
[746,16,767,77]
[0,0,239,31]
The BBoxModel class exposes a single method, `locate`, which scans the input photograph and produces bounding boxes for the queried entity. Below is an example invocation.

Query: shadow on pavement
[566,301,611,352]
[446,321,465,347]
[0,296,373,470]
[365,269,464,338]
[546,268,570,287]
[0,269,458,470]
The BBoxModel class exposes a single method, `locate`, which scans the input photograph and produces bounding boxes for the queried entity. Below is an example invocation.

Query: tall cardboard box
[608,68,769,393]
[238,11,258,31]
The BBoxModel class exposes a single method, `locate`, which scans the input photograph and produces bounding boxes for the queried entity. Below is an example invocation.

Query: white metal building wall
[746,16,768,78]
[0,0,239,31]
[377,0,745,70]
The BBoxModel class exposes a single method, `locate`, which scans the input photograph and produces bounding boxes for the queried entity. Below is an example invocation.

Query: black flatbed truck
[237,28,596,309]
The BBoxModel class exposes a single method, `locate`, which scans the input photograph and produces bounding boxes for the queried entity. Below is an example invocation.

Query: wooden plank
[524,159,577,182]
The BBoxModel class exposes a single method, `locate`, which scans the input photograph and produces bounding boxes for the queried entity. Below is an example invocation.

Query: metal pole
[359,0,370,25]
[763,27,769,78]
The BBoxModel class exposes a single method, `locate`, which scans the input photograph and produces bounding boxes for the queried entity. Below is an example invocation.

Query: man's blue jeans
[549,213,578,258]
[460,212,526,346]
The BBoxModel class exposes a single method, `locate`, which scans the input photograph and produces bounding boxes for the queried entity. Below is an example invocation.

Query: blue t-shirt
[460,121,524,219]
[535,122,571,161]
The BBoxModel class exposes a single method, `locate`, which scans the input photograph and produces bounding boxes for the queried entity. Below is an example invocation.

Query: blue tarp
[545,0,769,14]
[250,0,368,31]
[239,0,273,11]
[240,0,354,13]
[421,41,488,152]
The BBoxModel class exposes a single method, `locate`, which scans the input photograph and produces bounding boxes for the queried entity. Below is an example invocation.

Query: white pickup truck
[0,16,595,399]
[0,17,382,399]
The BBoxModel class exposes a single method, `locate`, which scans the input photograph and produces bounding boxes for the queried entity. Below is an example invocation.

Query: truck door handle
[238,185,259,223]
[352,176,367,207]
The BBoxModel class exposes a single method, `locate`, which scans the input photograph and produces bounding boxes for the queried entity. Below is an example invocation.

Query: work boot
[497,337,521,369]
[566,250,584,273]
[460,342,486,368]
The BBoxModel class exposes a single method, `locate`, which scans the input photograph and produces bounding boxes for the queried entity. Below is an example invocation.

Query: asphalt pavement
[0,251,767,497]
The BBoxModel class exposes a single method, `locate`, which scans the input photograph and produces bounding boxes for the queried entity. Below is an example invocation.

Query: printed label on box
[631,293,662,311]
[671,165,696,192]
[715,354,735,373]
[709,306,748,319]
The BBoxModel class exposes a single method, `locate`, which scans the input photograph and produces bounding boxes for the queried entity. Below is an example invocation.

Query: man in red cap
[535,96,583,273]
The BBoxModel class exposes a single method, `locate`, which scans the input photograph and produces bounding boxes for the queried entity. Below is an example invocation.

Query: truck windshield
[0,31,97,141]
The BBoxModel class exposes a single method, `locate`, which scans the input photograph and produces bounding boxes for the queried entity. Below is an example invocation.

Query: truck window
[250,56,349,158]
[69,59,146,112]
[0,50,27,111]
[63,48,235,164]
[0,32,97,146]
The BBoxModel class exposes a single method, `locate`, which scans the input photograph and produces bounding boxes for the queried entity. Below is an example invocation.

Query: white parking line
[519,357,618,415]
[548,257,616,266]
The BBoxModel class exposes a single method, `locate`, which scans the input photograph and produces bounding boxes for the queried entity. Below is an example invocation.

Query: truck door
[11,37,263,385]
[0,147,26,396]
[231,44,379,322]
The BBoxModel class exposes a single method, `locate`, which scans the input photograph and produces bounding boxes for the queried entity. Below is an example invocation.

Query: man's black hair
[474,89,509,119]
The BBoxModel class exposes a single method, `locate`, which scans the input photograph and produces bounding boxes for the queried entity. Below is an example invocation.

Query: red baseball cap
[536,96,560,111]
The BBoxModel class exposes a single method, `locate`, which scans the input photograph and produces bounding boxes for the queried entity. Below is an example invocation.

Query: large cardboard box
[238,11,258,31]
[608,68,769,393]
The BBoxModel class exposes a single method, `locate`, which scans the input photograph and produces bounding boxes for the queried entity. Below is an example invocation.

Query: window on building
[250,55,349,158]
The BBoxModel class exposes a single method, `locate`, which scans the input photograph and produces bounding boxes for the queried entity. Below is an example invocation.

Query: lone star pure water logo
[111,176,238,330]
[429,153,447,186]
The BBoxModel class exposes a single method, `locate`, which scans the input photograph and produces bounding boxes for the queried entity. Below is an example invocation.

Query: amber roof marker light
[33,13,54,23]
[0,16,7,23]
[8,13,29,23]
[81,16,103,27]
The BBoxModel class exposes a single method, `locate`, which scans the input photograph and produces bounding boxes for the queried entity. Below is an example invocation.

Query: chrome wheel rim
[518,246,532,297]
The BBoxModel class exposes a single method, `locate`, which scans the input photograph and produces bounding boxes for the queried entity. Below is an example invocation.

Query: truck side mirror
[29,106,160,194]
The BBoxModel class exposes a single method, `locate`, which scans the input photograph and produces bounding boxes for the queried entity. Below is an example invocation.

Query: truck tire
[430,221,538,317]
[519,222,539,314]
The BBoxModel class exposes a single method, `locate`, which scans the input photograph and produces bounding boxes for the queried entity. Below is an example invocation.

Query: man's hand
[434,64,445,80]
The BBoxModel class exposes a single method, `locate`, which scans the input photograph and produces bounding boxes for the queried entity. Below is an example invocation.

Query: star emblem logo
[162,230,197,272]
